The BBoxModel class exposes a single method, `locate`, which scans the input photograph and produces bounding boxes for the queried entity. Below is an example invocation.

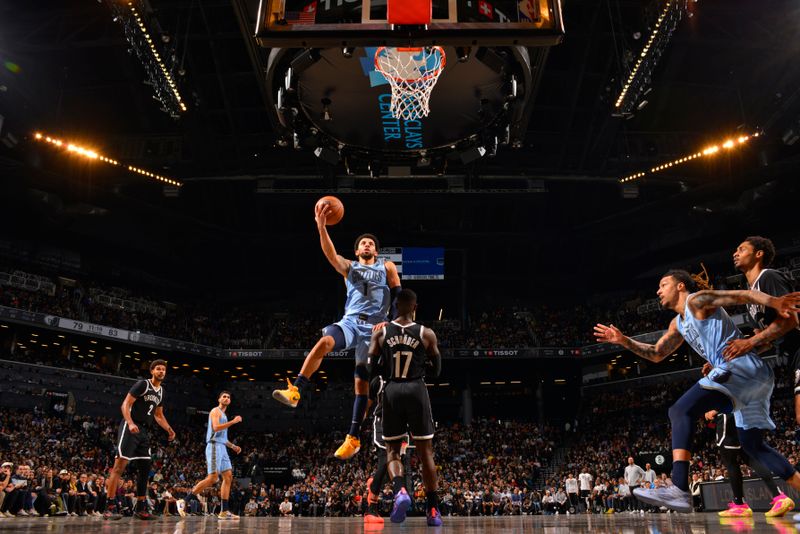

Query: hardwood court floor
[1,513,798,533]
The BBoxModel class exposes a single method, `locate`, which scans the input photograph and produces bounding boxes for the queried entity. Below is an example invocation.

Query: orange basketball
[315,195,344,225]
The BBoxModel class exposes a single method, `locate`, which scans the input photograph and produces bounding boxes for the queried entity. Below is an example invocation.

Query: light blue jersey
[343,258,390,321]
[206,409,228,443]
[678,293,775,430]
[205,408,232,474]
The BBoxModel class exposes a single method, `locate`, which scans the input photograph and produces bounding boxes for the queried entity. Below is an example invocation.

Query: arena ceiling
[0,0,798,296]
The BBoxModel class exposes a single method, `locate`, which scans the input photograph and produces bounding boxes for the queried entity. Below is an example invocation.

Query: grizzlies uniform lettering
[379,322,436,440]
[116,379,163,461]
[206,409,232,474]
[678,293,775,430]
[344,259,390,320]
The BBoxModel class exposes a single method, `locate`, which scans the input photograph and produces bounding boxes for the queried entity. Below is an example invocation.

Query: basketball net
[374,46,446,121]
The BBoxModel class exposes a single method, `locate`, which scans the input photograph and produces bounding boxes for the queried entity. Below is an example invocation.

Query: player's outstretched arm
[723,311,800,360]
[423,328,442,378]
[690,289,800,316]
[315,202,350,276]
[153,406,175,441]
[593,319,683,363]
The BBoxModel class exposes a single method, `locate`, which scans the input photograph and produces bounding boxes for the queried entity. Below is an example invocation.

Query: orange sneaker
[334,434,361,460]
[272,378,300,408]
[765,494,795,518]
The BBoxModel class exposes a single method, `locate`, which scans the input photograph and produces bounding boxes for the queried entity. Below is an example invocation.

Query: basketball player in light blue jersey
[273,202,401,460]
[177,391,242,520]
[594,270,800,513]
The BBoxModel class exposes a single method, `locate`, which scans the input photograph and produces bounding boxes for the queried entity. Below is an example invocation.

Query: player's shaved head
[396,288,417,315]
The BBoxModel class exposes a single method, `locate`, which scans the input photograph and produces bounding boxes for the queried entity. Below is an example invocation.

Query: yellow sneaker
[718,502,753,517]
[766,494,795,518]
[605,508,614,514]
[217,511,240,520]
[334,434,361,460]
[272,379,301,408]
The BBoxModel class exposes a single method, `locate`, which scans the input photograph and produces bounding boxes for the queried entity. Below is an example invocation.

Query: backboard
[255,0,564,47]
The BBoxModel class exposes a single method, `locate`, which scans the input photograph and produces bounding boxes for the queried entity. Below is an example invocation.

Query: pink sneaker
[718,502,752,517]
[765,494,794,517]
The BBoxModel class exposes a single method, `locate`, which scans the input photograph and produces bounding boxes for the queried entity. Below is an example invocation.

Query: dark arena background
[1,0,800,532]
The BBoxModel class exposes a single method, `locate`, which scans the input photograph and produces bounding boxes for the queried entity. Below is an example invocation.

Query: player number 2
[393,351,413,378]
[147,405,154,416]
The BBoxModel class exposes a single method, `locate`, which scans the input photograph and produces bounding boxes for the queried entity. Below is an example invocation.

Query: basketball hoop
[374,46,446,121]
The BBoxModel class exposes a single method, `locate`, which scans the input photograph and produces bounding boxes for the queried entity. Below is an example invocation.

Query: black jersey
[748,269,800,356]
[379,321,428,381]
[128,379,164,426]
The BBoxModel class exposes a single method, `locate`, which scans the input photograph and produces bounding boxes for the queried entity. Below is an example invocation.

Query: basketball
[316,195,344,225]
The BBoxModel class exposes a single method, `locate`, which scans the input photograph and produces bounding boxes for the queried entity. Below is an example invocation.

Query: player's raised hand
[232,415,243,424]
[315,202,331,229]
[593,323,624,344]
[770,292,800,318]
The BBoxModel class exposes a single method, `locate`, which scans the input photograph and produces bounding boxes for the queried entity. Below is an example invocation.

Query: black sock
[293,374,309,390]
[426,491,440,512]
[732,496,744,505]
[392,476,405,495]
[367,502,379,515]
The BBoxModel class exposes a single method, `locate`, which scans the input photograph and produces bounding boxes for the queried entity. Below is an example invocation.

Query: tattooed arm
[593,318,684,363]
[689,290,800,317]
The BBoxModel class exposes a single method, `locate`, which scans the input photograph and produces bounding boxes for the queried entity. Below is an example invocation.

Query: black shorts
[382,379,435,441]
[580,490,590,499]
[116,421,152,461]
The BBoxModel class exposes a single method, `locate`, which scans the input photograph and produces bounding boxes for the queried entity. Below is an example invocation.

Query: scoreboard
[382,247,445,280]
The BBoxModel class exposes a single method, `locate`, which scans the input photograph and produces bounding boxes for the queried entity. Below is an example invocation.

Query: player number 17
[393,351,413,378]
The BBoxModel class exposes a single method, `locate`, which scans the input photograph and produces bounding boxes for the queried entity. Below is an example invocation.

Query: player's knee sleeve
[135,460,151,497]
[668,401,693,451]
[321,324,346,351]
[354,364,370,381]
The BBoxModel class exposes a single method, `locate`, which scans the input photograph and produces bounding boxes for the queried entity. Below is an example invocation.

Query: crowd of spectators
[5,250,797,352]
[0,262,682,352]
[3,357,799,519]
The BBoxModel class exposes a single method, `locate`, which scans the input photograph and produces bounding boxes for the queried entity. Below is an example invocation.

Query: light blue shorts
[333,315,378,366]
[206,442,232,474]
[699,355,775,430]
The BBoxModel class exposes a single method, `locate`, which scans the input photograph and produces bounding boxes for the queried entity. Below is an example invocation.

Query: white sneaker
[633,486,692,513]
[16,510,29,517]
[176,499,187,518]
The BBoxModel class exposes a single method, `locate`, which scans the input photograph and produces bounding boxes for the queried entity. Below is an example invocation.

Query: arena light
[619,133,757,183]
[104,1,188,117]
[34,131,184,186]
[614,0,686,115]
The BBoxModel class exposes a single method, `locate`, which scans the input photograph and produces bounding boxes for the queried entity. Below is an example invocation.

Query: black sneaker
[134,511,157,521]
[103,510,123,521]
